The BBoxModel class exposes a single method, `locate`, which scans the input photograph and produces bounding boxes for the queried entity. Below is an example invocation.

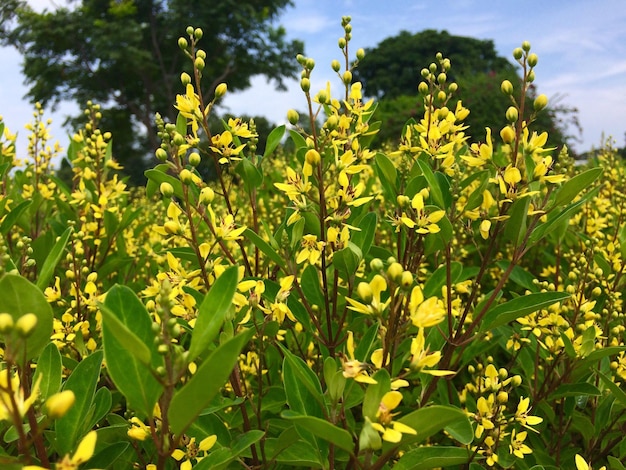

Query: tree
[354,30,578,150]
[2,0,303,184]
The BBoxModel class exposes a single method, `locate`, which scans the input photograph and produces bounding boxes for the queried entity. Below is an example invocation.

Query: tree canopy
[2,0,303,184]
[354,29,578,149]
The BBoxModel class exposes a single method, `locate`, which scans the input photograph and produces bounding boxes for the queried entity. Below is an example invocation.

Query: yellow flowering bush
[0,17,624,470]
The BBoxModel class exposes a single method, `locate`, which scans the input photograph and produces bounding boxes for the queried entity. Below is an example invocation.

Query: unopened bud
[533,94,548,111]
[513,48,523,60]
[418,82,429,95]
[287,109,299,125]
[160,182,174,198]
[305,149,321,166]
[15,313,38,337]
[305,58,315,70]
[300,77,310,93]
[185,26,194,36]
[0,313,14,334]
[526,70,535,83]
[505,106,519,123]
[338,37,346,49]
[331,60,341,72]
[437,73,447,84]
[188,152,201,167]
[500,126,515,144]
[199,187,214,205]
[214,83,227,99]
[46,391,75,419]
[437,90,447,103]
[357,282,373,303]
[527,53,538,67]
[342,71,352,85]
[194,57,205,71]
[194,28,203,40]
[179,169,193,185]
[178,37,188,50]
[501,80,514,95]
[400,271,413,288]
[521,41,531,52]
[497,391,508,403]
[155,148,168,162]
[448,82,458,93]
[387,262,403,282]
[356,48,365,60]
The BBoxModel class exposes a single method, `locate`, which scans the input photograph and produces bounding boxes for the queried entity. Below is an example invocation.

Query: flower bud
[513,47,523,60]
[214,83,227,99]
[400,271,413,288]
[188,152,201,167]
[533,94,548,111]
[0,313,14,334]
[338,37,346,49]
[316,89,328,104]
[194,57,205,71]
[342,71,352,85]
[437,73,447,84]
[356,48,365,60]
[500,126,515,144]
[199,187,214,205]
[527,53,538,67]
[179,169,193,185]
[387,262,403,282]
[437,90,447,103]
[521,41,531,52]
[331,60,341,72]
[448,82,458,93]
[505,106,519,123]
[160,182,174,198]
[500,80,514,95]
[526,70,535,83]
[305,149,321,166]
[300,77,310,93]
[155,148,168,162]
[46,391,76,419]
[370,258,384,272]
[178,37,188,50]
[497,391,508,403]
[418,82,429,95]
[196,50,206,60]
[164,221,181,235]
[296,54,306,65]
[172,133,186,146]
[396,195,410,207]
[185,26,194,36]
[357,282,373,303]
[15,313,38,337]
[287,109,299,125]
[428,63,437,74]
[194,27,203,40]
[305,58,315,70]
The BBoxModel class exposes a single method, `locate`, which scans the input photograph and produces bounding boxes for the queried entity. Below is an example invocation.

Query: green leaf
[608,456,626,470]
[36,227,72,290]
[552,167,603,208]
[281,411,354,452]
[595,369,626,408]
[503,197,530,247]
[88,442,130,470]
[301,265,325,310]
[362,369,391,420]
[0,274,53,361]
[288,129,307,151]
[243,228,286,270]
[550,382,601,399]
[480,291,570,332]
[176,112,188,136]
[394,405,472,448]
[395,446,470,470]
[264,125,286,158]
[33,342,62,401]
[145,168,184,200]
[102,285,163,418]
[0,200,31,235]
[189,265,238,362]
[416,159,445,209]
[496,261,539,293]
[351,212,377,258]
[333,242,362,278]
[280,344,325,417]
[423,262,463,298]
[375,152,397,197]
[235,158,263,192]
[169,329,253,436]
[55,351,103,455]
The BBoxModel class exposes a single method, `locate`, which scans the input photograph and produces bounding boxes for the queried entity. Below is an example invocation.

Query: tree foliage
[1,0,302,184]
[355,30,579,149]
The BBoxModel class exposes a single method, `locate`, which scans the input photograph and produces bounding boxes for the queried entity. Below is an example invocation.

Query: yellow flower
[209,131,247,164]
[575,454,606,470]
[480,219,491,240]
[509,429,532,458]
[410,327,454,375]
[408,286,445,328]
[515,396,543,430]
[346,275,390,316]
[0,369,40,422]
[55,430,97,470]
[296,234,325,265]
[172,435,217,470]
[128,417,152,441]
[370,391,417,443]
[341,331,377,384]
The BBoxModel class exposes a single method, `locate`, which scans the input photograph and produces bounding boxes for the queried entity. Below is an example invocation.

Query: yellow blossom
[341,331,377,384]
[370,391,417,443]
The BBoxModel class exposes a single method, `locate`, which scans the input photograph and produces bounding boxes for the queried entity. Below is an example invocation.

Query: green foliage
[0,16,624,470]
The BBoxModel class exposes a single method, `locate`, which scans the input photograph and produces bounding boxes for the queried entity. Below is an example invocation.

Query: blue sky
[2,0,626,161]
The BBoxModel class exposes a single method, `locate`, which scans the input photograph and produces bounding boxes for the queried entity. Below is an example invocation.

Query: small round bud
[342,70,353,85]
[0,313,14,334]
[497,391,509,403]
[513,48,523,60]
[331,60,341,72]
[194,57,205,71]
[387,262,403,282]
[178,37,188,50]
[437,73,447,85]
[511,375,522,387]
[316,90,328,104]
[338,37,346,49]
[160,182,174,198]
[357,282,373,303]
[199,187,215,205]
[505,106,519,123]
[526,70,535,83]
[188,152,201,167]
[501,80,514,95]
[356,48,365,60]
[533,94,548,111]
[214,83,227,99]
[15,313,38,337]
[396,195,410,207]
[103,131,112,140]
[437,90,447,102]
[325,115,339,130]
[179,169,193,185]
[172,133,186,146]
[185,26,194,36]
[157,344,169,355]
[305,149,321,166]
[400,271,413,288]
[300,77,310,93]
[527,53,538,67]
[429,63,437,74]
[194,27,203,40]
[448,82,458,93]
[418,82,429,95]
[420,68,430,79]
[522,41,531,52]
[370,258,384,272]
[500,126,515,144]
[305,58,315,70]
[46,391,76,419]
[344,24,352,33]
[155,148,168,162]
[287,109,299,125]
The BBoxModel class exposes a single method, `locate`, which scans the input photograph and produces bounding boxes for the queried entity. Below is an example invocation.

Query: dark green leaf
[550,382,601,399]
[0,200,31,235]
[416,159,444,209]
[243,228,286,270]
[552,167,602,208]
[281,411,354,452]
[36,227,72,290]
[394,405,472,448]
[503,197,530,247]
[145,168,184,200]
[169,329,253,436]
[351,212,377,258]
[423,262,463,298]
[189,265,238,362]
[395,446,470,469]
[264,125,286,158]
[33,342,62,401]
